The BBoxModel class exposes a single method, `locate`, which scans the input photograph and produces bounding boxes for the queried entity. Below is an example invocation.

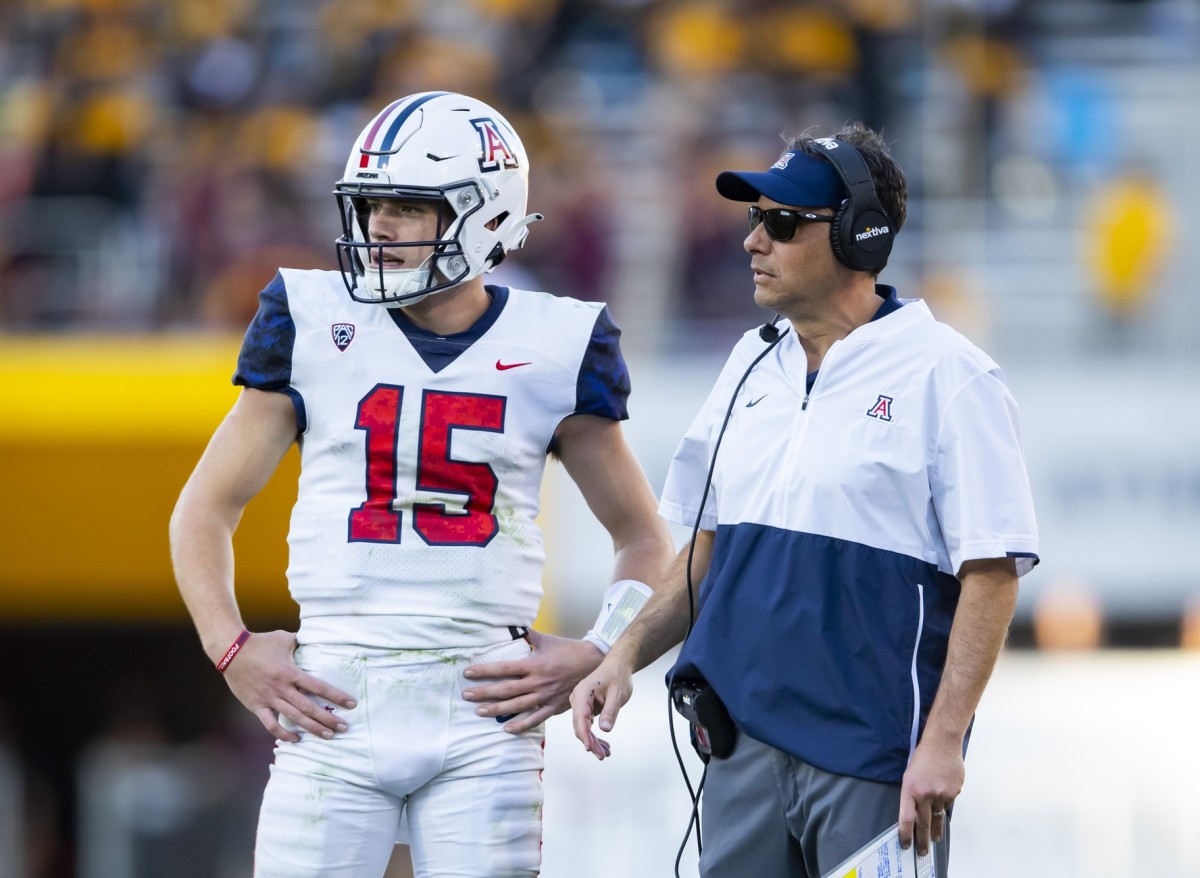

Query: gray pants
[699,731,951,878]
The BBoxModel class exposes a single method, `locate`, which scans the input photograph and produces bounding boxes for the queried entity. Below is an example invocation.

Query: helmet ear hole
[486,241,506,269]
[486,211,509,232]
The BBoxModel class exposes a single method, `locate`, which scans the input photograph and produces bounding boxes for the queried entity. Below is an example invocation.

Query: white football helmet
[334,91,542,306]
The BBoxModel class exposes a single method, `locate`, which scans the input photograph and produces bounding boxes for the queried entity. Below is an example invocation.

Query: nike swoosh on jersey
[746,395,768,407]
[496,360,532,370]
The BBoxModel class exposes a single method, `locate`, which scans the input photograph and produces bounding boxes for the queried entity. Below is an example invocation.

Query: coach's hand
[221,630,356,744]
[897,731,963,857]
[463,630,603,734]
[568,652,634,761]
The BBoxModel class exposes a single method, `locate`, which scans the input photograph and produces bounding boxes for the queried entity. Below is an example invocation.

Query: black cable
[668,324,788,875]
[683,327,788,637]
[669,692,706,877]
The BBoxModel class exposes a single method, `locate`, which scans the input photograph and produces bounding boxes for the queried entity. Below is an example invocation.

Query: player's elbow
[169,479,241,557]
[612,514,675,574]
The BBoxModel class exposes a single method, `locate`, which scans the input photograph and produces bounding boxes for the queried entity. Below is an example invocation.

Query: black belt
[496,627,532,725]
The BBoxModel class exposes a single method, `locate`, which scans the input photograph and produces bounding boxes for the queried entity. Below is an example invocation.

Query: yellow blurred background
[0,335,295,620]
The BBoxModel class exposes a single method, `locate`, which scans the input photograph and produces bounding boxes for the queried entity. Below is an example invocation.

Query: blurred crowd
[0,0,1184,342]
[0,0,1045,336]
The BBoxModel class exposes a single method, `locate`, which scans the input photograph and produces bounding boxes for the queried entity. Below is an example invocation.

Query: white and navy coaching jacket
[661,288,1039,784]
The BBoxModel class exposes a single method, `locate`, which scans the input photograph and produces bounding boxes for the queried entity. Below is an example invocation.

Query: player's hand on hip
[221,630,357,744]
[568,655,634,761]
[462,630,604,734]
[897,731,964,857]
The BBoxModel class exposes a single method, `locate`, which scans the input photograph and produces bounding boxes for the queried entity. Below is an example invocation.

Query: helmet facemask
[335,181,487,306]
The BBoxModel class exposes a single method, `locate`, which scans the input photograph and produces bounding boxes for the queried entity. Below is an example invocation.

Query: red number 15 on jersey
[348,384,505,546]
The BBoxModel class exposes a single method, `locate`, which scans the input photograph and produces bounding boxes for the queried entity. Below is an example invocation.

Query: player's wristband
[583,580,652,655]
[215,629,251,673]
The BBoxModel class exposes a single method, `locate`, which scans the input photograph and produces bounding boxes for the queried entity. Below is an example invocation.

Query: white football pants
[253,637,544,878]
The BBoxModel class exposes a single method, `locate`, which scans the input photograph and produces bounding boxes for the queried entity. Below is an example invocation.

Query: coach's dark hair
[789,122,907,275]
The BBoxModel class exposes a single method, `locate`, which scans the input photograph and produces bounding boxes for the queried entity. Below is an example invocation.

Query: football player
[170,91,673,878]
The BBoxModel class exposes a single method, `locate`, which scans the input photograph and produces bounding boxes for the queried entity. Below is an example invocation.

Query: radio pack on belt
[670,678,737,762]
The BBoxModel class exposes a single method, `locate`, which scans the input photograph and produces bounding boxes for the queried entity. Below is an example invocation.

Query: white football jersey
[234,270,629,649]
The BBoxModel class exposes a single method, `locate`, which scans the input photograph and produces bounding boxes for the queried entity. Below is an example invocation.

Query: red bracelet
[215,629,251,673]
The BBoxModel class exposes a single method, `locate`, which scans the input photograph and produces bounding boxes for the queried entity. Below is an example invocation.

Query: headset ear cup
[813,137,895,274]
[829,199,857,270]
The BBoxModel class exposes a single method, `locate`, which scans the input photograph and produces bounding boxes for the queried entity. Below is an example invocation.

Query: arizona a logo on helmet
[471,117,520,173]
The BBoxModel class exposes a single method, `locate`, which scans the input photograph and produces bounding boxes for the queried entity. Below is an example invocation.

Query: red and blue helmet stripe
[357,91,449,169]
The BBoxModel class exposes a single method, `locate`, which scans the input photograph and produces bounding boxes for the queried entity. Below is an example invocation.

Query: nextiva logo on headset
[856,225,890,242]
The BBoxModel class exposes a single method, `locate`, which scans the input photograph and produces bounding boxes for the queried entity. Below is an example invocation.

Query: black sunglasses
[747,205,834,242]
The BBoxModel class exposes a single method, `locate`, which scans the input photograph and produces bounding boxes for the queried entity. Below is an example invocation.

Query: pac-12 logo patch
[332,323,355,352]
[866,394,893,421]
[472,117,520,173]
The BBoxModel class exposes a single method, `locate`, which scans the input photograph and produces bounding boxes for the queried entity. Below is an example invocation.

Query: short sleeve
[232,272,306,430]
[574,305,630,420]
[234,272,294,389]
[932,369,1040,576]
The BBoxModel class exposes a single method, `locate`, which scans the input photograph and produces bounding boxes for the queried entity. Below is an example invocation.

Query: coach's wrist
[918,718,968,750]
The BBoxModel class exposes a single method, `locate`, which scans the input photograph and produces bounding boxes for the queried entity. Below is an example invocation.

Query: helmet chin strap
[380,272,435,307]
[365,252,436,304]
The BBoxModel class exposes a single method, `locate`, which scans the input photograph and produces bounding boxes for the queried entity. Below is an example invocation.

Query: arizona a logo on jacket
[866,394,893,421]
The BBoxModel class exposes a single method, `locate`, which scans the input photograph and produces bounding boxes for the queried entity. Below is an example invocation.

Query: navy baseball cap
[716,149,844,208]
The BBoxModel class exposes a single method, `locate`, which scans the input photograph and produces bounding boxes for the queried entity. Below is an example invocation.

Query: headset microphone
[759,315,782,342]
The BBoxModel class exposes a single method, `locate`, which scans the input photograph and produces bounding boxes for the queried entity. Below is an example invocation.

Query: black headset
[810,137,895,274]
